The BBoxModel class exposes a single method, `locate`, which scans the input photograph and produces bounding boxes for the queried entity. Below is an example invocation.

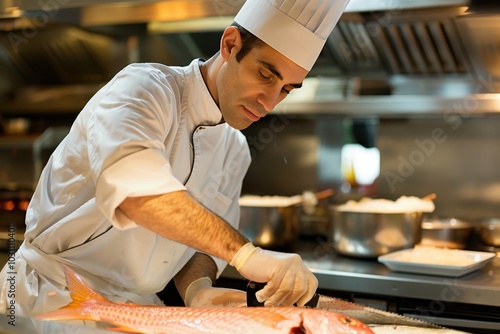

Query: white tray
[378,247,496,277]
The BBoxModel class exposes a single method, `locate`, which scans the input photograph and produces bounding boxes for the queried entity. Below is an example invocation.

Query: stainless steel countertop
[221,240,500,308]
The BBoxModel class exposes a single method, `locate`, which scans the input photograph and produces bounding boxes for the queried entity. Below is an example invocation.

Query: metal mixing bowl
[420,218,473,249]
[239,205,299,248]
[330,208,423,258]
[477,218,500,246]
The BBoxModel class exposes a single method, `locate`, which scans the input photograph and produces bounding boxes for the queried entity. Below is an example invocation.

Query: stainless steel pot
[330,208,423,258]
[238,189,334,248]
[420,218,473,249]
[239,205,299,248]
[477,218,500,246]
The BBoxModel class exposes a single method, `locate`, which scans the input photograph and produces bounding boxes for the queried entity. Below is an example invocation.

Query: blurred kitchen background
[1,0,500,245]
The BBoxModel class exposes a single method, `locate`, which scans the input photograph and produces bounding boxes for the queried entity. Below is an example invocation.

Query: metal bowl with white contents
[239,204,299,248]
[238,190,334,248]
[330,210,424,258]
[329,195,435,258]
[239,195,302,248]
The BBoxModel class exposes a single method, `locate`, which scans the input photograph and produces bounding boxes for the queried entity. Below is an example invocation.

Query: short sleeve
[96,149,186,229]
[85,64,185,229]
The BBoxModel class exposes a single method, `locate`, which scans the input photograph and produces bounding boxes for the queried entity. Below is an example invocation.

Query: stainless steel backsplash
[377,117,500,221]
[242,114,500,221]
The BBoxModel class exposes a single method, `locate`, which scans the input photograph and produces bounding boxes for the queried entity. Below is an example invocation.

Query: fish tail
[37,264,109,322]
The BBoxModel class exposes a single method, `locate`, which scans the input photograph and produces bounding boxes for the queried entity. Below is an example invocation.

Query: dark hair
[230,22,264,62]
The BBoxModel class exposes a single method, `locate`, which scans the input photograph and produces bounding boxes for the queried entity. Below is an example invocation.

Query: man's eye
[260,71,271,79]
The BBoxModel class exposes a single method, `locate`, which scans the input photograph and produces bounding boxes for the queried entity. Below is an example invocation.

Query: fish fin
[61,264,108,305]
[37,264,109,322]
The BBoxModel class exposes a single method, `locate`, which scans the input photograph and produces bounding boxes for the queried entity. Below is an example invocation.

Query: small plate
[378,247,496,277]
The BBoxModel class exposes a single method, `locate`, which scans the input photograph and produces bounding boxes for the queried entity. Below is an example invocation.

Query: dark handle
[246,281,266,307]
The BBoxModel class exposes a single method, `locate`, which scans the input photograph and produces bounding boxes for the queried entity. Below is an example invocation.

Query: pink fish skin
[37,265,374,334]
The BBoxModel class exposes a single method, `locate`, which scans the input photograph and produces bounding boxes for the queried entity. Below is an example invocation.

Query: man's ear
[220,26,242,61]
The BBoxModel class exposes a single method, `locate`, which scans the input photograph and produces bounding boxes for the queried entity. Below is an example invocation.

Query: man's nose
[257,88,281,112]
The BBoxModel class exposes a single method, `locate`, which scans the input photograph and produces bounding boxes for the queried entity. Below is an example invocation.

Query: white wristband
[229,242,258,271]
[184,276,212,307]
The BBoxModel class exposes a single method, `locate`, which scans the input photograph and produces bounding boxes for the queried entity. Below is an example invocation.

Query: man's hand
[189,287,247,308]
[230,243,318,307]
[184,277,246,307]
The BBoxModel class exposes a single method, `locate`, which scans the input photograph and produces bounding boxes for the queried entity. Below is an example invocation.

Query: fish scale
[92,304,299,333]
[37,265,374,334]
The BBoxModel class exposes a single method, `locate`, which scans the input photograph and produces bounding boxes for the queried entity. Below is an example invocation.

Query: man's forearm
[119,190,249,262]
[173,252,217,301]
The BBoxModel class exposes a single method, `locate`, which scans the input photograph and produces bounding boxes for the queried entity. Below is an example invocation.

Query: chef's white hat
[234,0,350,71]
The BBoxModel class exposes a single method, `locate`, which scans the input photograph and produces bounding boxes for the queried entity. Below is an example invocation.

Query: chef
[0,0,350,318]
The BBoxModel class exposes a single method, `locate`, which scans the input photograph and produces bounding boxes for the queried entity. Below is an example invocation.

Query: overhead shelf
[275,94,500,117]
[270,77,500,117]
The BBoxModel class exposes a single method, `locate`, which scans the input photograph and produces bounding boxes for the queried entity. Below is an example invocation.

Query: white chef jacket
[0,59,251,317]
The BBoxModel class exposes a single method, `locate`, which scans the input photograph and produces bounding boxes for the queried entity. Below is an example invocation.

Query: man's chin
[227,119,255,131]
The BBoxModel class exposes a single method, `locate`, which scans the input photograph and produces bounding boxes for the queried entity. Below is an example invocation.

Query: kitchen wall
[241,113,500,222]
[240,115,346,197]
[377,116,500,221]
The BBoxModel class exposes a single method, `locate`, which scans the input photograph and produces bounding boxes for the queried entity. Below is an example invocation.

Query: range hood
[10,0,471,20]
[1,0,500,117]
